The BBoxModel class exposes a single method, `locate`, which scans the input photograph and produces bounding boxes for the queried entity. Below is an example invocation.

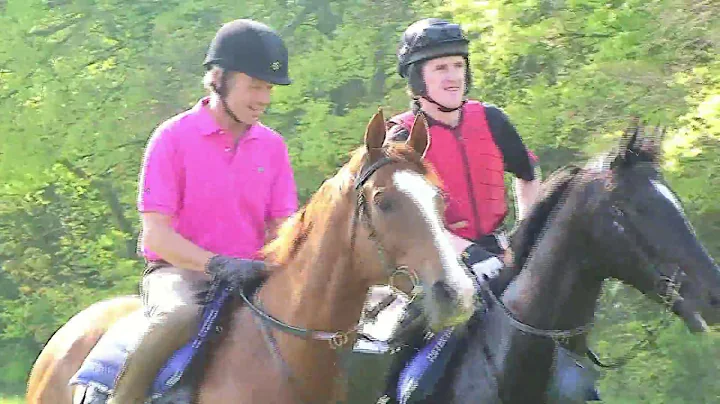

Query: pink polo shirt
[137,97,298,261]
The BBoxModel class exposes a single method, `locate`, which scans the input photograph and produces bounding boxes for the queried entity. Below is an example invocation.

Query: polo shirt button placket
[223,142,235,163]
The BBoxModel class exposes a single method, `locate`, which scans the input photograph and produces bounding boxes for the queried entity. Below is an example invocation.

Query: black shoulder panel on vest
[484,104,536,181]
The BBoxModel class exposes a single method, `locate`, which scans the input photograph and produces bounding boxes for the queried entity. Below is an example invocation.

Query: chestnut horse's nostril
[432,280,458,304]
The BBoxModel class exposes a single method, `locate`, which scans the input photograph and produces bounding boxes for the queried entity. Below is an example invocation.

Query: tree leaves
[1,0,718,399]
[447,0,720,400]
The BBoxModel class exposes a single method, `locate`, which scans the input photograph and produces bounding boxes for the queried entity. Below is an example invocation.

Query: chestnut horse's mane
[260,141,442,268]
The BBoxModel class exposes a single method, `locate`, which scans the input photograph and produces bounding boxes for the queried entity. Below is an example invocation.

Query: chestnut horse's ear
[407,112,430,158]
[364,108,386,153]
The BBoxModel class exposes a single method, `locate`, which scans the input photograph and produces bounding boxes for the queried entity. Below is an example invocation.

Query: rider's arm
[137,126,213,272]
[265,141,299,243]
[385,122,410,143]
[514,172,541,221]
[484,104,542,221]
[444,228,474,255]
[142,213,214,272]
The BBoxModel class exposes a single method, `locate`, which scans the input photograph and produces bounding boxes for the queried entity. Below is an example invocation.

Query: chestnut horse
[26,110,477,404]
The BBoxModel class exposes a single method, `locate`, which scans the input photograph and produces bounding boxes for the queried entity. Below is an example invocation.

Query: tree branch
[57,159,138,259]
[545,32,615,42]
[28,17,81,37]
[279,2,321,37]
[1,17,87,101]
[76,138,146,161]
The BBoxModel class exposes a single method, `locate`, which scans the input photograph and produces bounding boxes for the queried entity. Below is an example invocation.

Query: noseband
[351,155,423,298]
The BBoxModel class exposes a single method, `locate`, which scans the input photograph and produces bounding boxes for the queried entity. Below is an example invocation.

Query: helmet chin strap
[210,82,248,127]
[414,95,466,113]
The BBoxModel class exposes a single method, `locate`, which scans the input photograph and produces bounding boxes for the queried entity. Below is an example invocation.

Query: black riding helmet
[204,19,291,86]
[397,18,472,111]
[203,19,290,125]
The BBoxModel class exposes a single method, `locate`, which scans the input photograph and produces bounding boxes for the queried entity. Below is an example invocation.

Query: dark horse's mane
[507,164,584,272]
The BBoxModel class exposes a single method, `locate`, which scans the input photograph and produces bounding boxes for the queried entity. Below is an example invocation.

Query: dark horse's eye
[373,191,394,212]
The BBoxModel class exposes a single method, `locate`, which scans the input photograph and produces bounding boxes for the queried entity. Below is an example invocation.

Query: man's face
[421,55,466,109]
[224,71,274,124]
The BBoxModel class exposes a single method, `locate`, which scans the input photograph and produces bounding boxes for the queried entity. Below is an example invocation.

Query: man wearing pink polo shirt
[109,19,298,404]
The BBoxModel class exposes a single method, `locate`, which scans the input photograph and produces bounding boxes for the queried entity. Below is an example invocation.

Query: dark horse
[376,123,720,404]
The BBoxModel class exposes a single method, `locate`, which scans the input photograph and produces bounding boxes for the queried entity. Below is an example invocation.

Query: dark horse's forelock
[508,164,583,271]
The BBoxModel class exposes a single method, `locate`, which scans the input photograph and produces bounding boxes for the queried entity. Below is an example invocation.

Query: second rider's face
[422,55,466,109]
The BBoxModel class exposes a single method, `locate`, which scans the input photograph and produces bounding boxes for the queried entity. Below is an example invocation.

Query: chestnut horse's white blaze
[393,170,475,297]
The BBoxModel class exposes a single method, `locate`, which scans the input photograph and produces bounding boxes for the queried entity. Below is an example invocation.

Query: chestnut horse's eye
[373,191,394,212]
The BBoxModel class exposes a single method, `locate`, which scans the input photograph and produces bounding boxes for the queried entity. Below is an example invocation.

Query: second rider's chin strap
[413,96,466,114]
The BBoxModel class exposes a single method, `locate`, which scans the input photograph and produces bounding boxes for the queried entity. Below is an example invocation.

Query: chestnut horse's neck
[251,182,378,403]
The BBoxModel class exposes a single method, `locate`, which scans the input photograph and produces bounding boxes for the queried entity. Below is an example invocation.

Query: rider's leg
[108,266,209,404]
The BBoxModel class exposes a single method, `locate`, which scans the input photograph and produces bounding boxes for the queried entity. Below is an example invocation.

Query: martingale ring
[329,332,350,349]
[389,266,422,298]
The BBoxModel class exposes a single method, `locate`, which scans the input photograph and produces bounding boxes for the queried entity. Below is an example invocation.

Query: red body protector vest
[390,101,506,241]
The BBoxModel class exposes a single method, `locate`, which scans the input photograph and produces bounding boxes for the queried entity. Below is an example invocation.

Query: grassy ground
[0,397,23,403]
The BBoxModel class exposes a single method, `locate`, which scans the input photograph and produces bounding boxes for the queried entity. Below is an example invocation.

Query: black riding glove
[204,255,268,291]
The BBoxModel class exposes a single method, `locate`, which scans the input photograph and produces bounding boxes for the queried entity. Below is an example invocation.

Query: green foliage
[1,0,718,400]
[446,0,720,401]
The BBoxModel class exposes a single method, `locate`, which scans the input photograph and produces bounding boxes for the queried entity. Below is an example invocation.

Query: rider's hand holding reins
[205,255,269,291]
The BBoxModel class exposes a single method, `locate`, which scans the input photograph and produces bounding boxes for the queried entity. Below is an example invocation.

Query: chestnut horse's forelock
[260,142,442,268]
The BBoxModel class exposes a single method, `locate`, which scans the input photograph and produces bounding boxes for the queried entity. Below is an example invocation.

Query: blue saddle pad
[70,286,232,401]
[396,326,460,403]
[394,314,602,403]
[550,346,602,402]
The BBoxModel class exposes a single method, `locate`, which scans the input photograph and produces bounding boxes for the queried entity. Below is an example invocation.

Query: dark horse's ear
[611,117,664,169]
[611,117,640,169]
[641,125,666,163]
[407,112,430,158]
[365,108,386,155]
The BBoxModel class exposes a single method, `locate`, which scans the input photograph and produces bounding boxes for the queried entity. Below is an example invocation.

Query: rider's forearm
[142,216,214,272]
[514,175,541,221]
[444,228,474,255]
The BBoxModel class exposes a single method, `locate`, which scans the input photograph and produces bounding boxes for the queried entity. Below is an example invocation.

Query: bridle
[238,153,422,347]
[236,152,424,402]
[470,169,684,402]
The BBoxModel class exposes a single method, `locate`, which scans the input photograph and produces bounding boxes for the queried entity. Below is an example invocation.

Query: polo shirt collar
[191,97,262,140]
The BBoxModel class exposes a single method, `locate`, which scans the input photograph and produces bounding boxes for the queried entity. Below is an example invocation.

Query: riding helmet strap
[354,156,397,190]
[352,156,399,267]
[353,155,397,239]
[413,95,466,113]
[211,73,245,125]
